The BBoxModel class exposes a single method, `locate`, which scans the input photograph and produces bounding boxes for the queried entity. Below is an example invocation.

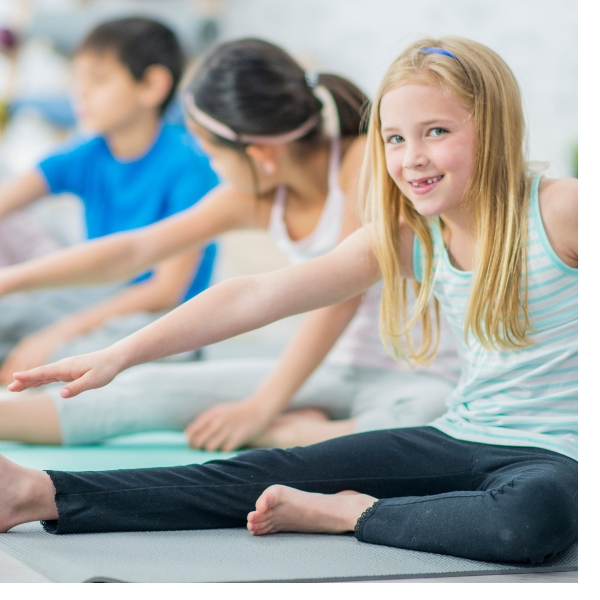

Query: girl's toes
[248,523,274,536]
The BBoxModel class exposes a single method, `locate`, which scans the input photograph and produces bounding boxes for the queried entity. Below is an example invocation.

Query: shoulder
[201,182,271,229]
[537,177,578,267]
[158,124,198,153]
[338,135,366,192]
[41,134,102,162]
[159,125,213,168]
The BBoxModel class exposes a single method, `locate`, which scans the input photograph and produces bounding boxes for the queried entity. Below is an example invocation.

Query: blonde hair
[361,37,531,364]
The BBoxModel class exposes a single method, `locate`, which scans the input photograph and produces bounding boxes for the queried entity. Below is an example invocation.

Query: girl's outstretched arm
[8,227,381,397]
[0,184,262,297]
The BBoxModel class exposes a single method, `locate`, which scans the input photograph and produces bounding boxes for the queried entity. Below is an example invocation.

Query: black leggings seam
[47,472,474,498]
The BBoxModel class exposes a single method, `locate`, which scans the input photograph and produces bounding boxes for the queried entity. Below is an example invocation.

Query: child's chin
[407,198,444,218]
[77,121,102,134]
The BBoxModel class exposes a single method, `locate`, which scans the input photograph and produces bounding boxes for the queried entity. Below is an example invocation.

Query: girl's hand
[0,328,66,384]
[184,399,275,452]
[7,349,121,397]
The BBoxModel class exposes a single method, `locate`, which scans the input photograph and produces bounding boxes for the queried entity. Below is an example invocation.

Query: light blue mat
[0,431,237,471]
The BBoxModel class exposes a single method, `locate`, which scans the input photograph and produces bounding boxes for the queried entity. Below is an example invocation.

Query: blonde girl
[0,38,458,450]
[1,36,576,564]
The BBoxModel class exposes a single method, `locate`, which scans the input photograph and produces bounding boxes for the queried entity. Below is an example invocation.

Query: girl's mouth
[407,175,444,195]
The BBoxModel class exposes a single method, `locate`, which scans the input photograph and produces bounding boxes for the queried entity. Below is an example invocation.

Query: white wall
[219,0,577,177]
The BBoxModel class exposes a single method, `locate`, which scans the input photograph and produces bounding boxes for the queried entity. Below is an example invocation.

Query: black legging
[44,427,577,564]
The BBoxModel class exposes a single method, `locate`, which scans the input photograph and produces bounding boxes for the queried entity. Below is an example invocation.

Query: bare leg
[251,410,356,449]
[0,455,58,532]
[247,485,377,535]
[0,393,62,445]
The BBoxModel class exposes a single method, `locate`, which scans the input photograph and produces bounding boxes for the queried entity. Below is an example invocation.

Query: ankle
[343,494,378,531]
[14,469,57,526]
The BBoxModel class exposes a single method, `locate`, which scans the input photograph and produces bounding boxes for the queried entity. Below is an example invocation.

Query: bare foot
[251,413,356,449]
[0,455,58,532]
[246,484,377,536]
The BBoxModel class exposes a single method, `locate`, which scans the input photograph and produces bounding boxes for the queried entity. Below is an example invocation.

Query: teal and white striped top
[413,176,578,461]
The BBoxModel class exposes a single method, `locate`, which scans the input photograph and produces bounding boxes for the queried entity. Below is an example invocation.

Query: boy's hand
[184,399,275,452]
[7,349,121,398]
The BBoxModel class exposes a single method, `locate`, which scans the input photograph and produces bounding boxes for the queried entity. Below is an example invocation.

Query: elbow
[147,286,185,312]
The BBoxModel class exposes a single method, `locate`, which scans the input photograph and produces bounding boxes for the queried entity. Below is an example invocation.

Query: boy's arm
[0,171,48,220]
[0,249,201,382]
[8,227,381,397]
[0,184,258,297]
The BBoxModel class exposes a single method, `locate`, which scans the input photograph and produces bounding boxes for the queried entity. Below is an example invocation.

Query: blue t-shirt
[37,124,219,302]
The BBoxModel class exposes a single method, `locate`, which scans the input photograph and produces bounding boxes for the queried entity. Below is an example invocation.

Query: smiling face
[379,82,475,220]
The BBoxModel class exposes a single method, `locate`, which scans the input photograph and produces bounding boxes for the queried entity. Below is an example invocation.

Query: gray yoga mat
[0,522,577,583]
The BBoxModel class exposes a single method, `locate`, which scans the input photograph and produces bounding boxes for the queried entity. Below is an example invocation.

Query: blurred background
[0,0,578,357]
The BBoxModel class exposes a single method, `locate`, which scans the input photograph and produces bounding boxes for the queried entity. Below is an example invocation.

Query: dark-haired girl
[0,39,458,451]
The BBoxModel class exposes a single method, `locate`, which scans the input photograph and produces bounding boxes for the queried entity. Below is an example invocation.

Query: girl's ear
[138,64,173,110]
[245,144,278,174]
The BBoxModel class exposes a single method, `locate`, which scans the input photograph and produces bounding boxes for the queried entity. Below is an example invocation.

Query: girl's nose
[402,141,428,170]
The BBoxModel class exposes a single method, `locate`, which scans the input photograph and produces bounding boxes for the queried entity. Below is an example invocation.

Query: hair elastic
[184,92,320,145]
[312,84,340,138]
[421,47,458,60]
[305,71,320,89]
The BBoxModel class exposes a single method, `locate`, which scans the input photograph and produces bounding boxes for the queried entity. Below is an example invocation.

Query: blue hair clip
[421,47,458,60]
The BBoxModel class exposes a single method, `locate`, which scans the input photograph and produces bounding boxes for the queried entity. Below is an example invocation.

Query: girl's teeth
[411,176,441,187]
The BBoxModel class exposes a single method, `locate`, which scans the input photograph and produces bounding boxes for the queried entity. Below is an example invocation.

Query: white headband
[185,77,341,145]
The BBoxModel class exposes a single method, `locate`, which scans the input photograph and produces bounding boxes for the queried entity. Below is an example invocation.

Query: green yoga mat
[0,431,237,471]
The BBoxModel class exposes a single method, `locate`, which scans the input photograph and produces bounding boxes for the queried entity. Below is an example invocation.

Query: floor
[0,547,577,583]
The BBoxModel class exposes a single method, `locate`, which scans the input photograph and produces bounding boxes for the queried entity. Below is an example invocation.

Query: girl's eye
[429,127,448,137]
[387,134,404,144]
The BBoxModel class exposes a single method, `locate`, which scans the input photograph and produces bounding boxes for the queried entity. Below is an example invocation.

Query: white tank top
[268,137,460,382]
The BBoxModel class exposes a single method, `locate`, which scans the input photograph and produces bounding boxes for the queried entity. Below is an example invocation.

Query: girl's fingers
[189,419,223,449]
[6,379,27,392]
[222,436,243,453]
[11,365,72,385]
[222,427,253,452]
[203,427,230,452]
[59,371,103,398]
[185,417,212,444]
[184,416,208,439]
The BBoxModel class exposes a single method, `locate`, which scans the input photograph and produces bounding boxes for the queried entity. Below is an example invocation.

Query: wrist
[105,339,134,374]
[0,265,24,296]
[246,393,286,420]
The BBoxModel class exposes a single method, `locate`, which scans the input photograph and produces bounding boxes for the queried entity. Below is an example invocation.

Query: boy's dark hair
[78,17,184,114]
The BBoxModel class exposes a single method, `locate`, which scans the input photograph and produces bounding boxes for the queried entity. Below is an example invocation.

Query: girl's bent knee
[490,466,578,564]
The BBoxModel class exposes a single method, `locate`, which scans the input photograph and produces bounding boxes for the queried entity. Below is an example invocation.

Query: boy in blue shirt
[0,18,219,380]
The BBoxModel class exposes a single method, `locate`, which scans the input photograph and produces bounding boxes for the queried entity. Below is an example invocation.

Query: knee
[490,467,577,564]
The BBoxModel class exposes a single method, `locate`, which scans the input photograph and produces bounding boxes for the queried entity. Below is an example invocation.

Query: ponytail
[185,38,369,148]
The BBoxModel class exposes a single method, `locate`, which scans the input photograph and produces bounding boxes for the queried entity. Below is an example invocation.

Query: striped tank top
[413,176,578,460]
